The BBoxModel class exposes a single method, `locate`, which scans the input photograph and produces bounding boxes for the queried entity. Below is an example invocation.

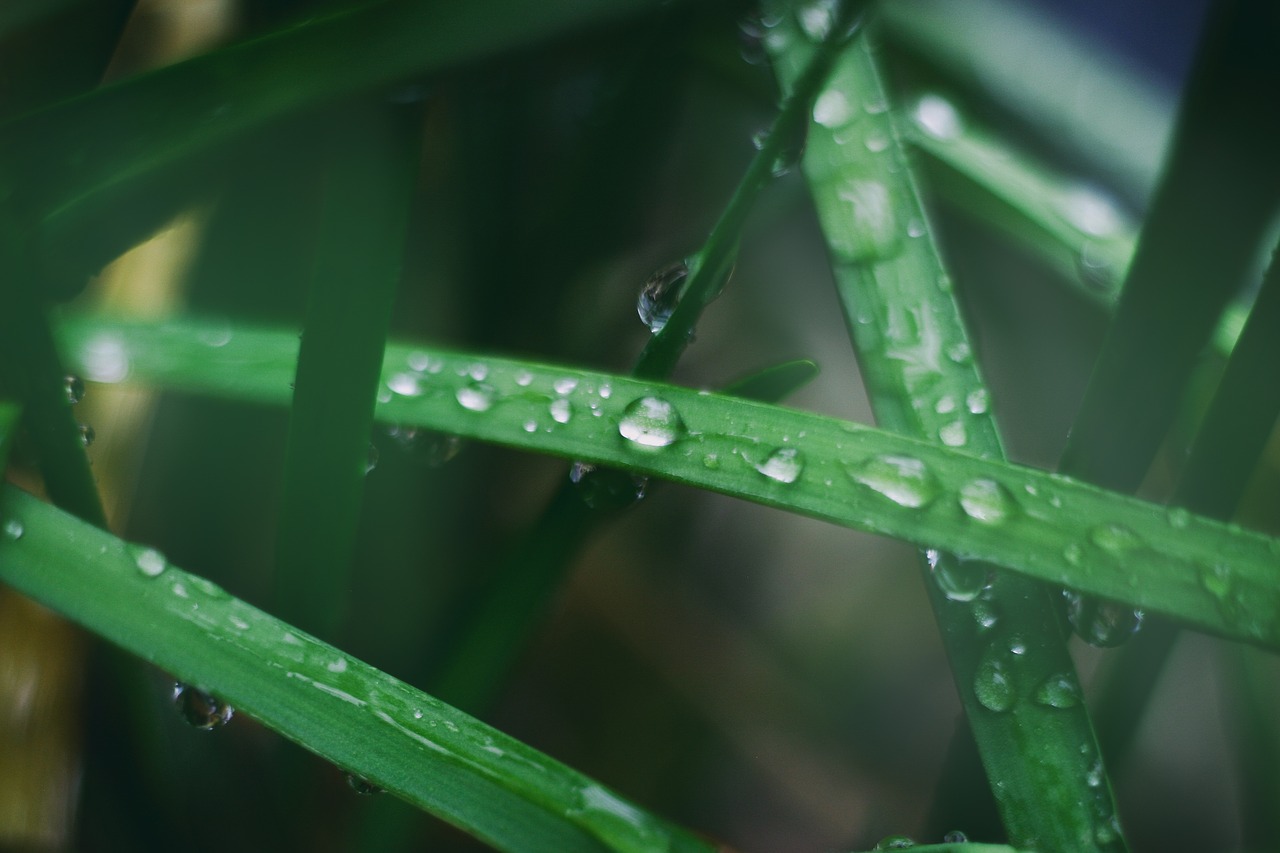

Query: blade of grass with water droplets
[0,485,715,853]
[763,13,1124,849]
[272,101,419,640]
[55,313,1280,651]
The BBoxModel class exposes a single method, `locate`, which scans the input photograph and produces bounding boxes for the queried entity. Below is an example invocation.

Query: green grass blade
[3,0,676,289]
[54,313,1280,649]
[763,12,1121,849]
[273,102,418,639]
[0,484,715,853]
[0,401,19,469]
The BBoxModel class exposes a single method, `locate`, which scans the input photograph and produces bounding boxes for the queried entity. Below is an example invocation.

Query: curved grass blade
[55,314,1280,650]
[762,10,1122,849]
[0,485,715,853]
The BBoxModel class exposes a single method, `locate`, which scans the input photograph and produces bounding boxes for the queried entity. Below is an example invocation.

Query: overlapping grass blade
[763,9,1120,849]
[55,313,1280,650]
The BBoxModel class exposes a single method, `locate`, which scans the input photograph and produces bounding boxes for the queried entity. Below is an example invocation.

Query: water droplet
[864,132,889,152]
[965,388,990,415]
[906,218,926,238]
[549,397,572,424]
[387,372,425,397]
[813,89,853,127]
[1088,523,1143,554]
[618,396,685,448]
[456,381,496,412]
[946,342,972,364]
[466,363,489,381]
[3,518,24,540]
[753,120,808,177]
[1034,673,1082,709]
[1064,543,1084,565]
[928,551,989,602]
[1199,563,1232,600]
[345,773,383,795]
[172,683,233,729]
[1166,506,1191,529]
[830,177,898,261]
[796,0,837,40]
[78,423,95,447]
[913,94,962,140]
[934,395,957,414]
[1058,185,1122,237]
[755,447,804,483]
[958,479,1018,524]
[1077,239,1118,293]
[569,462,647,510]
[81,333,130,382]
[130,545,167,578]
[637,262,688,334]
[875,837,916,850]
[974,649,1016,712]
[943,831,968,844]
[848,455,941,508]
[65,375,85,404]
[364,443,379,475]
[385,425,462,467]
[1063,591,1143,647]
[939,420,967,447]
[514,370,534,387]
[522,419,537,433]
[972,600,999,631]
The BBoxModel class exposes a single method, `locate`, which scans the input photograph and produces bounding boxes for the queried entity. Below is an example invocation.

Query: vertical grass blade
[764,9,1124,849]
[273,101,419,639]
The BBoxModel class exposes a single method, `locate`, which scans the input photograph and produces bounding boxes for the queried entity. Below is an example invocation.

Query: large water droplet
[913,94,962,140]
[387,371,425,397]
[973,649,1016,712]
[129,544,167,578]
[813,89,853,128]
[755,447,804,483]
[456,381,496,412]
[849,455,941,508]
[618,396,685,448]
[549,397,572,424]
[928,551,990,602]
[959,479,1018,524]
[569,462,647,510]
[3,518,23,540]
[65,375,85,404]
[796,0,838,40]
[172,683,234,729]
[1034,673,1082,709]
[1063,591,1143,647]
[637,262,688,334]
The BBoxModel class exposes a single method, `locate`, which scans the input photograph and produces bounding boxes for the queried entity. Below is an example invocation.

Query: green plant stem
[273,101,419,640]
[0,484,715,853]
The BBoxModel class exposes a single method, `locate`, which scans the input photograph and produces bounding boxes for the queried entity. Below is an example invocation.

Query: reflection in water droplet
[1034,673,1082,709]
[755,447,804,483]
[346,773,384,795]
[130,545,168,578]
[637,262,688,334]
[1063,591,1143,647]
[65,375,85,404]
[514,370,534,387]
[959,479,1018,524]
[549,397,572,424]
[618,397,685,448]
[934,395,956,414]
[456,381,496,412]
[974,649,1015,712]
[913,94,962,140]
[929,551,989,602]
[849,455,941,508]
[570,462,647,510]
[172,683,234,729]
[906,219,925,238]
[831,177,898,261]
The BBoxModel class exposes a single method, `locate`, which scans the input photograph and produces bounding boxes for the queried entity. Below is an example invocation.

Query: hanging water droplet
[364,443,379,475]
[78,423,95,447]
[813,89,853,128]
[130,544,167,578]
[848,455,941,508]
[755,447,804,483]
[618,396,685,448]
[549,397,572,424]
[928,551,990,602]
[958,479,1018,524]
[913,94,962,140]
[942,831,968,844]
[456,381,496,412]
[753,120,808,177]
[1063,591,1143,647]
[637,262,688,334]
[939,420,967,447]
[965,388,990,415]
[65,375,85,404]
[387,372,425,397]
[973,648,1016,712]
[172,682,234,730]
[1034,673,1082,709]
[569,462,647,510]
[3,518,24,540]
[345,773,384,795]
[385,425,463,468]
[874,836,916,850]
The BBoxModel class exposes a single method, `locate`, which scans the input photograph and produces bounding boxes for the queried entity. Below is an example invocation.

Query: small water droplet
[467,363,489,382]
[130,545,167,578]
[569,462,647,510]
[913,94,962,140]
[958,479,1018,524]
[753,119,808,177]
[755,447,804,483]
[906,218,926,238]
[553,377,578,395]
[864,132,889,152]
[522,419,537,433]
[618,396,685,448]
[637,262,688,334]
[965,388,990,414]
[345,773,383,795]
[939,420,967,447]
[549,397,572,424]
[364,443,379,475]
[387,372,425,397]
[1088,523,1143,554]
[1199,563,1232,600]
[974,649,1016,712]
[1063,591,1143,647]
[1059,185,1122,237]
[1166,506,1191,529]
[1034,673,1082,709]
[934,395,957,414]
[514,370,534,387]
[456,381,496,412]
[928,551,989,602]
[946,342,972,364]
[875,836,916,850]
[972,600,999,631]
[942,830,968,844]
[796,0,837,40]
[65,375,85,404]
[813,89,853,127]
[78,423,95,447]
[172,683,234,729]
[3,518,24,540]
[849,455,941,508]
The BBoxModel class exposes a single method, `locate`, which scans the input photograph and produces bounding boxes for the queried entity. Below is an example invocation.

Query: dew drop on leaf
[848,455,940,508]
[913,94,962,140]
[618,396,685,448]
[1088,523,1144,554]
[3,518,23,541]
[943,831,969,844]
[927,550,989,602]
[1063,591,1143,647]
[78,423,95,447]
[973,648,1016,712]
[755,447,804,483]
[549,397,572,424]
[813,89,853,128]
[129,544,168,578]
[958,479,1018,524]
[1034,673,1082,709]
[385,426,462,468]
[875,834,916,849]
[172,682,234,730]
[387,372,425,397]
[455,381,496,412]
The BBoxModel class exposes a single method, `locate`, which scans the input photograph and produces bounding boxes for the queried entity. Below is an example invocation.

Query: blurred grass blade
[2,0,677,289]
[273,101,419,639]
[0,485,715,853]
[0,402,18,469]
[55,313,1280,649]
[764,10,1122,849]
